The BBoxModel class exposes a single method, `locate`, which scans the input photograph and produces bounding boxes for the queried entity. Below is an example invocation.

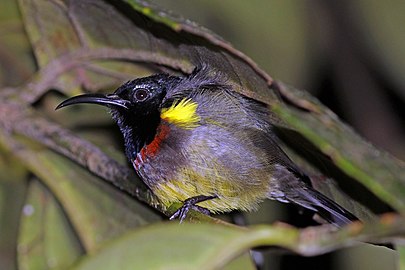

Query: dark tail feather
[271,164,357,226]
[294,187,358,227]
[297,188,396,249]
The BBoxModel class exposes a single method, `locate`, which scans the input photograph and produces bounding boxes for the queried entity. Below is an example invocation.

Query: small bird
[57,66,357,226]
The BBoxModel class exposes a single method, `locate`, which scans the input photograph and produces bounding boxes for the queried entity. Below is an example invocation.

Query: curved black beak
[55,93,129,110]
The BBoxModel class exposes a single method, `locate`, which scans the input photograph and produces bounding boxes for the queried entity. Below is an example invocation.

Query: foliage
[0,0,404,269]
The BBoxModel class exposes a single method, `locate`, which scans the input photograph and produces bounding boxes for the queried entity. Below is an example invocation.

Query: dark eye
[134,88,149,102]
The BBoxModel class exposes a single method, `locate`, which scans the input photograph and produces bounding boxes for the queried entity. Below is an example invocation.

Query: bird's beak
[55,93,129,110]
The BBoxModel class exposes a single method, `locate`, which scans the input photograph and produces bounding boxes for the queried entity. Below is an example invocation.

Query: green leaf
[0,2,401,268]
[0,154,27,270]
[151,0,315,88]
[18,179,83,270]
[18,0,158,98]
[73,216,404,270]
[399,246,405,270]
[12,136,161,252]
[74,223,259,270]
[271,83,405,214]
[0,0,35,87]
[19,0,278,109]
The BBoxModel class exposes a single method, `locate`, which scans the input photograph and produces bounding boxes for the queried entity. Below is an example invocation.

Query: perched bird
[56,66,357,226]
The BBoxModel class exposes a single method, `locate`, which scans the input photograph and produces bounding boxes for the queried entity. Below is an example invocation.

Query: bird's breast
[133,123,171,170]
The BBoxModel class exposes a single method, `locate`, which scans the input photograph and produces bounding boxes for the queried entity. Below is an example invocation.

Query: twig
[0,98,160,210]
[21,47,193,104]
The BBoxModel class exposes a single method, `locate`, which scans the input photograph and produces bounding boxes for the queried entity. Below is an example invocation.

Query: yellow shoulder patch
[161,98,200,129]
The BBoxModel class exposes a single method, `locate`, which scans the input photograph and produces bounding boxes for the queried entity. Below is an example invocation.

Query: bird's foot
[169,195,217,222]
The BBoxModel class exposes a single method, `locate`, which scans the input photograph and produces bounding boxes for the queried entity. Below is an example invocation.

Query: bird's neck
[112,111,161,162]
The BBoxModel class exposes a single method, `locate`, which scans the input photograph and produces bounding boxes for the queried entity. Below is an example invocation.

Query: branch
[0,97,159,209]
[20,47,194,104]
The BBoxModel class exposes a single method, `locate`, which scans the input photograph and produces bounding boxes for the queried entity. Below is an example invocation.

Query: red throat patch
[134,124,170,169]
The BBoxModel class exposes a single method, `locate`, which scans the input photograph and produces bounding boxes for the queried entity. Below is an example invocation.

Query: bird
[56,65,357,226]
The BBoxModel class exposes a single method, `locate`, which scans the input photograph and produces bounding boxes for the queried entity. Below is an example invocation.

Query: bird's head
[56,73,181,116]
[56,73,182,157]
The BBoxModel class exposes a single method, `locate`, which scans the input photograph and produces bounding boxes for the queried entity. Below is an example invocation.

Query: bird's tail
[294,187,358,227]
[270,163,358,227]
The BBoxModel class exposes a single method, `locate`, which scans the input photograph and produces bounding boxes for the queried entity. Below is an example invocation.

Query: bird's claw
[169,195,216,222]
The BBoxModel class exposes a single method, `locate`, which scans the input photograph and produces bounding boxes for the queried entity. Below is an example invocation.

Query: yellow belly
[151,168,269,213]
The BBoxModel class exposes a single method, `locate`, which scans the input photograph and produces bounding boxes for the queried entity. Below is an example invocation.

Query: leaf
[151,0,316,87]
[19,0,278,110]
[74,216,403,270]
[73,223,258,270]
[222,254,257,270]
[3,0,403,264]
[18,0,158,98]
[12,135,161,252]
[18,179,83,270]
[0,104,161,253]
[399,246,405,270]
[0,152,28,270]
[271,82,405,214]
[0,0,35,87]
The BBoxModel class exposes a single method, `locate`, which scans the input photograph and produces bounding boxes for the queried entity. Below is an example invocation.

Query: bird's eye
[133,88,150,102]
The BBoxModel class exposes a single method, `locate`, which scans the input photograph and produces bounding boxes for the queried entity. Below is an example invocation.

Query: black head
[56,73,182,159]
[56,73,181,113]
